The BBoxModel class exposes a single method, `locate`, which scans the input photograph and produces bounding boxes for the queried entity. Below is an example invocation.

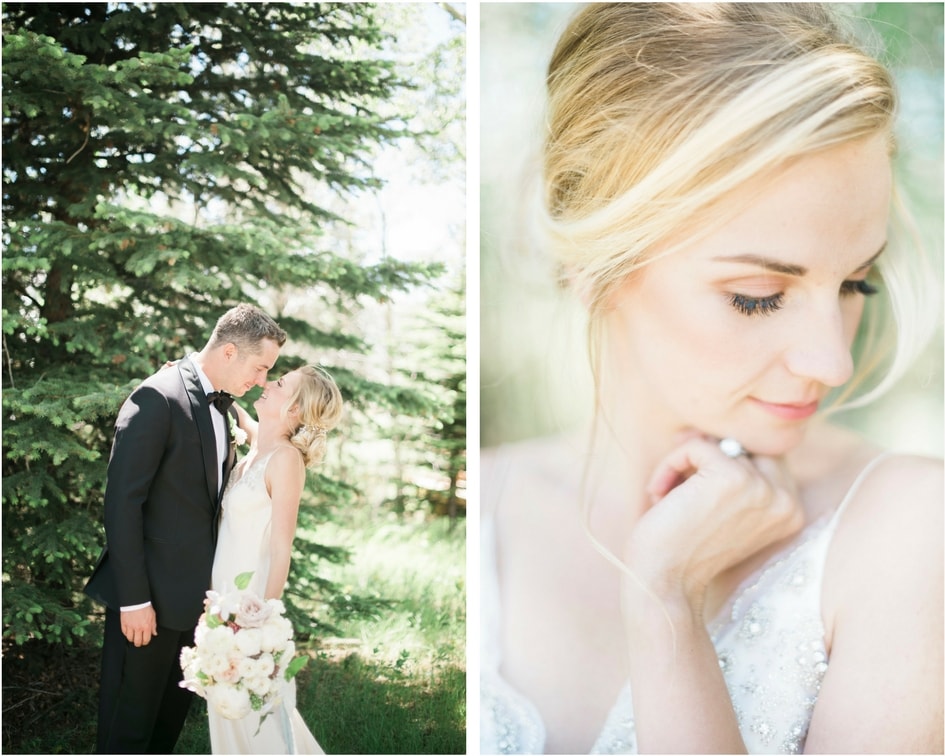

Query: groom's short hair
[208,304,287,353]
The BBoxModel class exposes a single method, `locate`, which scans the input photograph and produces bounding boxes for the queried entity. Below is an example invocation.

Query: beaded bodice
[480,454,887,754]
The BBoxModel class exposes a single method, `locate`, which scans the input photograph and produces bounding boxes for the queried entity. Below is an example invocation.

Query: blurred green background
[480,2,944,458]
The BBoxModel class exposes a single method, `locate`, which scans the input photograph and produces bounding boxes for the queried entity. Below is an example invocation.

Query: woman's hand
[625,435,804,616]
[232,401,258,447]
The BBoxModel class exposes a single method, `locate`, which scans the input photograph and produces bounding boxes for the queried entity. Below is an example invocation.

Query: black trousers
[96,609,196,754]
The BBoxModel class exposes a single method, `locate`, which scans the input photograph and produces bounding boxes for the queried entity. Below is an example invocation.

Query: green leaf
[284,653,309,681]
[234,571,254,591]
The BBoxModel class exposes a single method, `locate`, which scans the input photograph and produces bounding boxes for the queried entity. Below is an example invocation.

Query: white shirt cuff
[120,601,152,612]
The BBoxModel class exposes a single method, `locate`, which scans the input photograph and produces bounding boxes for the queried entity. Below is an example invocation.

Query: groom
[84,303,287,754]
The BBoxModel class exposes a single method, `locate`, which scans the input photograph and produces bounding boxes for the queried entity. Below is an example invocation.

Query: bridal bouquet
[179,572,308,722]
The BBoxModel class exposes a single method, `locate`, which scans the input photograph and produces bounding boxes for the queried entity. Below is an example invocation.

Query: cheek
[842,298,867,343]
[625,285,759,377]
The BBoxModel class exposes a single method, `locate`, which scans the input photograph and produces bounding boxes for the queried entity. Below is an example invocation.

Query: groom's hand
[121,605,158,646]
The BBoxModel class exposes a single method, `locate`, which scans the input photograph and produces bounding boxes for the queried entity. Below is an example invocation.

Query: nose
[256,373,269,388]
[783,303,855,388]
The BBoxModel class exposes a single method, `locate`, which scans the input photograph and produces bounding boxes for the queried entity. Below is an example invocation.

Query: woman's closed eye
[729,278,880,317]
[729,292,784,317]
[840,278,879,297]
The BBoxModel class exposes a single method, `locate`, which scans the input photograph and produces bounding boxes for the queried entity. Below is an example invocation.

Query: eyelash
[729,292,783,317]
[729,279,879,317]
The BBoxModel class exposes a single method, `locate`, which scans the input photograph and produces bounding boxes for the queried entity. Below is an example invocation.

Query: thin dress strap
[822,451,891,537]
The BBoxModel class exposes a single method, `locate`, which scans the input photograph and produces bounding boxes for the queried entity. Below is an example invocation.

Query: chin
[689,414,812,458]
[739,424,811,458]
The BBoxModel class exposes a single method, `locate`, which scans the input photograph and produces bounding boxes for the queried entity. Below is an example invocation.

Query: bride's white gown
[209,449,324,755]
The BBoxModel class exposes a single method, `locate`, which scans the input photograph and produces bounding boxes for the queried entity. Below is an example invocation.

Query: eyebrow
[713,243,886,277]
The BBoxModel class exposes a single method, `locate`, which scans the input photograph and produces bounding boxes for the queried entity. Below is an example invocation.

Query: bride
[481,4,942,754]
[210,364,343,754]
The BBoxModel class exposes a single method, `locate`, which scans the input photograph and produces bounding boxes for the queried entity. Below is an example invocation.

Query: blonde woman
[481,4,942,754]
[210,365,343,754]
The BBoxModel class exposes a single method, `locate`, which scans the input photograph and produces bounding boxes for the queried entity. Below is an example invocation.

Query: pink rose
[235,593,273,628]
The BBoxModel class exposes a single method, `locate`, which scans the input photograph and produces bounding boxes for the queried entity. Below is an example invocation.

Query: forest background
[2,3,466,754]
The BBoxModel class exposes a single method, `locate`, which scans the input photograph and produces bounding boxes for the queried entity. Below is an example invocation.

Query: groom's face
[222,338,282,396]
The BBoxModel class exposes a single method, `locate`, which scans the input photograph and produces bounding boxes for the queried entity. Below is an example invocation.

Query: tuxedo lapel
[178,357,219,507]
[220,408,238,500]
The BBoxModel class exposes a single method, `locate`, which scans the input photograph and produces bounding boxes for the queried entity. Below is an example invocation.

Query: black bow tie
[207,391,234,413]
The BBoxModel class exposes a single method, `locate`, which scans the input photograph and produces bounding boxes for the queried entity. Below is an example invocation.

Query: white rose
[256,653,275,678]
[193,619,209,646]
[205,652,233,679]
[207,684,252,720]
[259,622,289,653]
[237,656,257,680]
[246,674,273,697]
[235,627,262,657]
[179,645,197,671]
[217,659,241,684]
[202,625,238,656]
[178,648,205,696]
[258,624,276,652]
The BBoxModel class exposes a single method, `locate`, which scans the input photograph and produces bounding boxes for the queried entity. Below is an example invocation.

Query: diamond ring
[718,437,747,458]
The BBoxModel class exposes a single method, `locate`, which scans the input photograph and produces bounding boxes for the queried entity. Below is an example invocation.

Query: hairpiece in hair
[303,424,327,438]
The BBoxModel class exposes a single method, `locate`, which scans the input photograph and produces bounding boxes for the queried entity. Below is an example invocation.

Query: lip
[750,397,820,420]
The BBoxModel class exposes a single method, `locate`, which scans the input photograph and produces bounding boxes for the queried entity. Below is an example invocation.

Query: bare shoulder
[481,432,585,519]
[812,449,943,751]
[265,445,306,488]
[481,433,577,476]
[825,447,943,634]
[843,451,943,536]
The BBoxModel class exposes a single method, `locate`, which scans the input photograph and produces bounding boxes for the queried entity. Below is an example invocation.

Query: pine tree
[362,3,466,521]
[421,273,467,525]
[2,3,442,646]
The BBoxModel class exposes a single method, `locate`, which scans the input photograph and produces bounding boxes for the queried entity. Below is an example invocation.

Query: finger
[672,427,704,446]
[646,437,740,500]
[749,453,794,489]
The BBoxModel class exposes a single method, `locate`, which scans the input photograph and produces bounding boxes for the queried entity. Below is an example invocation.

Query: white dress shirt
[191,356,229,481]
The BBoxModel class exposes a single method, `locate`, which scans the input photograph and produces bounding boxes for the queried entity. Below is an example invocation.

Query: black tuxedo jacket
[85,357,237,631]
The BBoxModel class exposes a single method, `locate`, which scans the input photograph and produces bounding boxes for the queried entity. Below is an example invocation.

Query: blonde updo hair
[541,2,937,409]
[283,365,343,468]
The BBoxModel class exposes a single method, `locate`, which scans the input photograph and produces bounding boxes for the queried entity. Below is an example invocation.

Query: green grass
[3,515,465,754]
[298,514,467,754]
[176,513,466,754]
